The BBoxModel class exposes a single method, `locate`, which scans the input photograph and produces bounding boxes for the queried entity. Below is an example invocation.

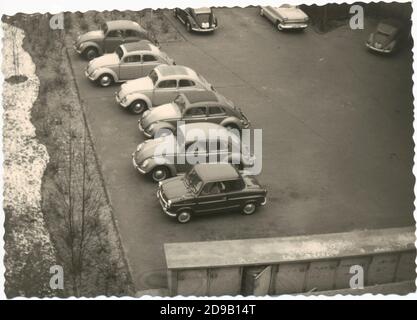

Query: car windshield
[148,70,158,85]
[115,47,124,60]
[174,95,187,113]
[184,169,203,193]
[101,23,108,34]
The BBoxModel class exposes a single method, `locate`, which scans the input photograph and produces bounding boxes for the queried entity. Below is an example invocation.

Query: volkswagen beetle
[174,7,218,33]
[138,91,250,138]
[115,64,215,114]
[85,41,175,87]
[157,163,267,223]
[74,20,154,60]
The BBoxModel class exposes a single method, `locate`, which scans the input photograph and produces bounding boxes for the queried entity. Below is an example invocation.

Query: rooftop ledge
[164,227,416,270]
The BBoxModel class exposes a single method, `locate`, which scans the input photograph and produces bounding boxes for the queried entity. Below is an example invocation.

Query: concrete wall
[164,227,415,296]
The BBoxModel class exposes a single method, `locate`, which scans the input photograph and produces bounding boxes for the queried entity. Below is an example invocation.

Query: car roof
[194,163,240,182]
[193,7,212,14]
[156,65,197,79]
[122,41,158,54]
[106,20,145,32]
[183,91,219,104]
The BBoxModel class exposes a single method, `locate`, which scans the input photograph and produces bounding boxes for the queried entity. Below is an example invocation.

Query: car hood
[78,30,104,44]
[141,103,181,128]
[161,177,193,201]
[120,77,154,97]
[276,8,308,21]
[89,53,119,70]
[134,136,175,164]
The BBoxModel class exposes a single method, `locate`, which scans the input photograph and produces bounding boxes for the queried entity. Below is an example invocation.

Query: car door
[119,54,142,80]
[195,182,228,214]
[182,106,207,124]
[141,54,160,77]
[152,79,179,106]
[176,140,205,173]
[103,29,124,53]
[207,105,227,125]
[222,179,246,211]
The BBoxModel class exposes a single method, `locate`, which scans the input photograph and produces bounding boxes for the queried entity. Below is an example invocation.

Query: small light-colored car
[74,20,154,60]
[132,122,254,182]
[116,65,215,114]
[174,7,218,33]
[85,41,175,87]
[139,91,250,138]
[366,20,407,54]
[157,163,267,223]
[260,4,309,31]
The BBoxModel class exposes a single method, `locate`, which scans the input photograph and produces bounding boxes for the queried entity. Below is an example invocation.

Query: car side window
[123,55,141,63]
[124,29,139,37]
[157,80,177,89]
[223,179,244,192]
[143,54,158,62]
[107,30,123,38]
[179,79,196,87]
[184,107,206,117]
[201,182,224,195]
[208,106,225,116]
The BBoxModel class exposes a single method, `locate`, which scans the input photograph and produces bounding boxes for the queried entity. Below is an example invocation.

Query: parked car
[138,91,251,138]
[132,122,254,182]
[85,41,175,87]
[366,19,408,54]
[157,163,267,223]
[174,7,218,33]
[260,4,308,31]
[116,64,215,114]
[74,20,154,60]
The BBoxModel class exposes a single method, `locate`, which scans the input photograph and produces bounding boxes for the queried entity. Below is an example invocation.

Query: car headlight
[142,110,150,118]
[141,159,149,168]
[91,69,98,77]
[79,42,87,50]
[137,143,144,152]
[167,200,172,208]
[121,96,128,104]
[147,123,155,132]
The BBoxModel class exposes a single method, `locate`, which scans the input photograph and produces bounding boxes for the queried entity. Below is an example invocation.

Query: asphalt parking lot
[67,7,414,291]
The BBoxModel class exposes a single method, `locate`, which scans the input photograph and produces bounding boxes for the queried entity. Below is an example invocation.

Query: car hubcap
[87,50,96,60]
[100,75,111,86]
[153,169,167,181]
[132,102,144,114]
[243,203,255,215]
[178,212,190,223]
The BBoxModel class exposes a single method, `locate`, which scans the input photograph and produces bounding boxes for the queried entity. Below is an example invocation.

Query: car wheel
[177,210,192,223]
[242,202,257,215]
[129,100,147,115]
[98,74,114,87]
[186,22,192,33]
[151,166,170,182]
[84,47,98,61]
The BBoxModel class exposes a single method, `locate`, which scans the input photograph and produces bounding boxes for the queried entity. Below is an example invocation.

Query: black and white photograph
[0,0,416,301]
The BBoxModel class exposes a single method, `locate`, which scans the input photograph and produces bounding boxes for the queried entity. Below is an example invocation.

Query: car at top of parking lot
[138,91,251,138]
[74,20,155,60]
[157,163,267,223]
[132,122,255,182]
[260,4,309,31]
[85,41,175,87]
[366,19,409,54]
[174,7,218,33]
[116,64,215,114]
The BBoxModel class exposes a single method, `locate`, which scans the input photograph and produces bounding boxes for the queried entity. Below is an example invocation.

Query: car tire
[151,166,170,182]
[97,74,114,87]
[177,210,192,223]
[84,47,98,61]
[129,100,147,115]
[242,202,257,215]
[186,22,192,33]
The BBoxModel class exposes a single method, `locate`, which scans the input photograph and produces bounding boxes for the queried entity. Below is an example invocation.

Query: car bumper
[192,26,217,32]
[115,92,129,108]
[366,43,393,53]
[157,189,176,217]
[132,154,147,174]
[138,120,153,138]
[279,23,308,29]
